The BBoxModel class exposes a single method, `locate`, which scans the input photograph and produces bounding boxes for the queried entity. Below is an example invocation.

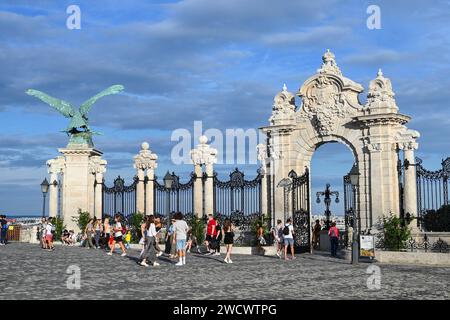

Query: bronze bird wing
[26,89,75,118]
[79,84,124,117]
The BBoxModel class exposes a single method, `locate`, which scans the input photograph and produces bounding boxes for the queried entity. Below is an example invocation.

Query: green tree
[190,216,205,244]
[128,212,144,243]
[52,217,66,241]
[72,209,90,232]
[381,214,411,251]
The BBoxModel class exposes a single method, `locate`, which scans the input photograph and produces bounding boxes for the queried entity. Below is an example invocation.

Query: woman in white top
[107,214,127,256]
[140,215,159,267]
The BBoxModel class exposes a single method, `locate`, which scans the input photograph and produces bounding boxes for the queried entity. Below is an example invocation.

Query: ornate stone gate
[260,50,420,234]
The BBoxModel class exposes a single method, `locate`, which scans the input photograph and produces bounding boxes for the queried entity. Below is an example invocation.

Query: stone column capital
[134,141,158,171]
[47,156,65,175]
[190,135,218,166]
[89,155,107,175]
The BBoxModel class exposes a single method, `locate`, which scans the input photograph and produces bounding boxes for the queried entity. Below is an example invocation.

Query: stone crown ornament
[269,84,296,125]
[190,135,218,165]
[26,85,124,147]
[134,141,158,170]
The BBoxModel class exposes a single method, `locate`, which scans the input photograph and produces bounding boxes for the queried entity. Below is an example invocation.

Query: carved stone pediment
[296,50,363,136]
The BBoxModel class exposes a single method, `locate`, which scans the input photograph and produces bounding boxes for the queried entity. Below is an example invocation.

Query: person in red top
[328,222,340,257]
[204,214,217,254]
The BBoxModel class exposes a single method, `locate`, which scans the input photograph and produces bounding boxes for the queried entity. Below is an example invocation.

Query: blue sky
[0,0,449,216]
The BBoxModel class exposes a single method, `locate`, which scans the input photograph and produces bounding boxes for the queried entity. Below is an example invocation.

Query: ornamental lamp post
[163,171,174,225]
[349,165,360,265]
[40,178,50,218]
[316,183,339,230]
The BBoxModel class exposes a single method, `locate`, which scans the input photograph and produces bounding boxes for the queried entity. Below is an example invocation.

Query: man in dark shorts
[204,214,216,254]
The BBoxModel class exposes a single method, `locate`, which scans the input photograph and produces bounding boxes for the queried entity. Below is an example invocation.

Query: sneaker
[140,261,149,267]
[153,262,160,267]
[107,252,112,256]
[276,252,281,258]
[215,252,220,256]
[156,252,163,257]
[121,253,127,257]
[228,258,233,264]
[223,258,229,264]
[175,261,183,266]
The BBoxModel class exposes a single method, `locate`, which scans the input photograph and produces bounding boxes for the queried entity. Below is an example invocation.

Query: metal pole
[351,185,359,265]
[42,193,47,218]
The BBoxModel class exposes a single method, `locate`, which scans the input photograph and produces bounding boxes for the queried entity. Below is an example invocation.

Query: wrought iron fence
[375,233,449,253]
[416,157,450,231]
[101,176,137,219]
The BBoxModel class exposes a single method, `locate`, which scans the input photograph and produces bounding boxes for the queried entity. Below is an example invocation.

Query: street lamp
[163,171,174,224]
[349,165,360,265]
[316,183,339,230]
[40,178,50,218]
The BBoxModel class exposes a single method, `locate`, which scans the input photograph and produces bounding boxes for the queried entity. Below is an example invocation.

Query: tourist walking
[140,215,160,267]
[222,218,234,264]
[154,216,163,257]
[271,219,284,258]
[108,214,127,256]
[85,218,95,249]
[173,212,189,266]
[45,218,55,250]
[103,217,111,250]
[214,221,222,256]
[139,215,148,259]
[0,215,8,245]
[39,218,47,249]
[94,218,103,248]
[165,218,177,258]
[204,214,217,254]
[312,219,321,249]
[329,221,340,257]
[283,218,295,260]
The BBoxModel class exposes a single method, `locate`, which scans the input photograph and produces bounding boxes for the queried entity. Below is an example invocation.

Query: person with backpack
[283,218,295,260]
[271,220,284,258]
[328,221,340,257]
[173,212,189,266]
[45,217,55,250]
[312,219,322,250]
[0,215,8,245]
[107,214,127,256]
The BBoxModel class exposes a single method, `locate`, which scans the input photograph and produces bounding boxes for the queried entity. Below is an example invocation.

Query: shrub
[381,214,411,251]
[72,209,90,232]
[190,216,205,244]
[422,205,450,232]
[128,212,144,243]
[52,216,66,241]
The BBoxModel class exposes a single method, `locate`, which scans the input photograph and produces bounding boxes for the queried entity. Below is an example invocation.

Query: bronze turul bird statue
[26,85,124,147]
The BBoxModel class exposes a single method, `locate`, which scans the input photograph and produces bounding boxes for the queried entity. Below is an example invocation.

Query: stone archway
[261,50,420,233]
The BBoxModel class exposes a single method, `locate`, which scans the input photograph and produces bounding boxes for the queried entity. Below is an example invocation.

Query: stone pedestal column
[94,174,103,218]
[136,169,145,214]
[46,156,65,218]
[204,163,214,216]
[402,142,419,231]
[146,169,155,215]
[190,136,218,217]
[89,155,107,219]
[134,142,158,216]
[257,144,269,217]
[59,146,104,233]
[48,172,58,218]
[193,164,203,217]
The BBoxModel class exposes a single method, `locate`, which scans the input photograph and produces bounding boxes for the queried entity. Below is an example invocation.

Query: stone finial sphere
[141,141,149,150]
[199,135,208,144]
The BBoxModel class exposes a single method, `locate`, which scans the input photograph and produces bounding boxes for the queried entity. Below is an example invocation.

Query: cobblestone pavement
[0,243,448,300]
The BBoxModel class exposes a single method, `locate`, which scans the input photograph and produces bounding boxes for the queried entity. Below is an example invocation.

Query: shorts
[205,235,214,242]
[45,234,53,241]
[284,238,294,246]
[176,239,186,251]
[114,236,123,242]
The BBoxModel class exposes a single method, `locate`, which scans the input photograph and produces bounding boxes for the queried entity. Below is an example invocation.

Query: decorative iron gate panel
[289,168,311,253]
[101,176,137,220]
[154,172,195,220]
[213,168,262,231]
[416,157,450,231]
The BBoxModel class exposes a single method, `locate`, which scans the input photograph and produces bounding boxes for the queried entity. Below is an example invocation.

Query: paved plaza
[0,243,448,300]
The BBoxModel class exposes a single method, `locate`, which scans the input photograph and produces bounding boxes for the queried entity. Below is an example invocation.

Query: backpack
[283,225,290,236]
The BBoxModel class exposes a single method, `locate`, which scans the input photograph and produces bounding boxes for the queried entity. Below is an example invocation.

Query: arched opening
[310,141,356,249]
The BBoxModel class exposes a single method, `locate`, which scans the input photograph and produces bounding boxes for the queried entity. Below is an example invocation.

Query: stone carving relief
[89,155,107,174]
[190,135,218,166]
[396,127,420,151]
[134,141,158,170]
[269,84,296,125]
[366,69,398,112]
[47,156,65,175]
